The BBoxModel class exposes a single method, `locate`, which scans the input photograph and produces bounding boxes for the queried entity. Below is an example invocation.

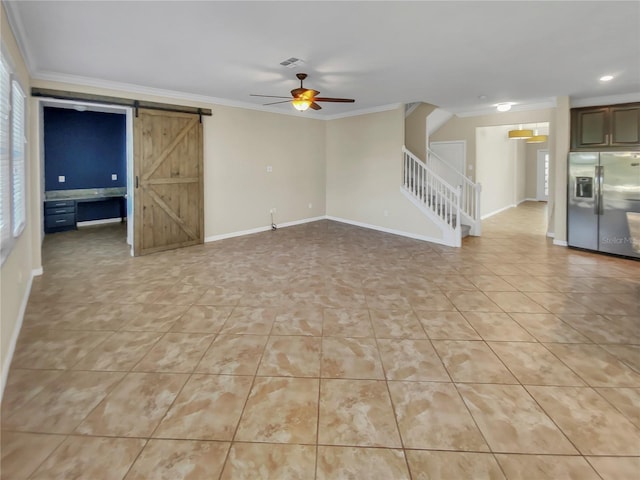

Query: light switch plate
[58,175,65,183]
[111,174,118,180]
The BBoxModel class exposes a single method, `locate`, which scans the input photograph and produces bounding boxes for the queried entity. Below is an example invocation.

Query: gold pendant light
[508,127,534,139]
[526,134,548,143]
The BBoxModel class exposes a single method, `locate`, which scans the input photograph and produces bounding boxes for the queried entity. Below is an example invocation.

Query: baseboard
[204,216,326,243]
[326,215,453,247]
[77,218,122,227]
[518,198,538,205]
[546,231,555,238]
[553,239,568,247]
[1,268,38,402]
[481,204,515,220]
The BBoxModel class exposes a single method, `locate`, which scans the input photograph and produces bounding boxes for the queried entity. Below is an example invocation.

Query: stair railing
[402,146,461,244]
[426,147,482,235]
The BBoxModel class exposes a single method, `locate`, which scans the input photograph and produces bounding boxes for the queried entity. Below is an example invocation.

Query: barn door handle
[135,176,139,188]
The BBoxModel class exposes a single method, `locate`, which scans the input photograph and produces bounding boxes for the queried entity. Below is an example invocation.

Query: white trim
[32,70,402,121]
[571,92,640,108]
[326,215,453,247]
[205,216,326,243]
[453,99,557,118]
[77,218,122,227]
[546,231,555,238]
[1,268,37,402]
[399,187,460,247]
[553,239,568,247]
[481,204,516,220]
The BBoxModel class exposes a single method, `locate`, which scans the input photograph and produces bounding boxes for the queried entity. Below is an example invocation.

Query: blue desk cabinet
[44,199,76,232]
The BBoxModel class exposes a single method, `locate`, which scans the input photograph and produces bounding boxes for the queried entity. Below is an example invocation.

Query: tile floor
[1,202,639,479]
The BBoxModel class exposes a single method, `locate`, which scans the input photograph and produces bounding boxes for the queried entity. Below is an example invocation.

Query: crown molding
[570,92,640,108]
[321,103,403,120]
[3,1,37,73]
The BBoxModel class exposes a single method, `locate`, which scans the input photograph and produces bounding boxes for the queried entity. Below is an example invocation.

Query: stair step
[461,224,471,238]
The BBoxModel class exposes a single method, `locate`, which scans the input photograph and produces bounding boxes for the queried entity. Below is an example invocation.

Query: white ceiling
[5,1,640,118]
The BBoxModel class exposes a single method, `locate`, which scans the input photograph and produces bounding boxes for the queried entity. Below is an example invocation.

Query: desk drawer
[46,206,75,215]
[45,200,75,208]
[45,213,76,228]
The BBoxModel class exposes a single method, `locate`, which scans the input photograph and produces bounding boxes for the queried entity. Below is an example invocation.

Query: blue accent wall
[44,108,126,191]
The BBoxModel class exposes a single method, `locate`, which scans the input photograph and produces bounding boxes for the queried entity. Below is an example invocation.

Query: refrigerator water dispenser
[575,177,593,198]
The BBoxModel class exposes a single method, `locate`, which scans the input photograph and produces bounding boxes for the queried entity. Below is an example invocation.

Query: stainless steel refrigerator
[568,152,640,259]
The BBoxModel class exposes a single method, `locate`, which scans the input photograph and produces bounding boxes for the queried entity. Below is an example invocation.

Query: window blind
[11,80,25,236]
[0,59,11,250]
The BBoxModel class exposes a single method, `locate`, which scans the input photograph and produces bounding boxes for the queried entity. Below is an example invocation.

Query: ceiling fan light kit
[251,73,354,112]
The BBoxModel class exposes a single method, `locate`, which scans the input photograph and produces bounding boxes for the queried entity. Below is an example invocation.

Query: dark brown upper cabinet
[571,103,640,151]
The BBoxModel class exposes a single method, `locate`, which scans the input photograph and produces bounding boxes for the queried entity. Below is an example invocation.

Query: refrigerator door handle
[594,166,600,215]
[598,165,605,215]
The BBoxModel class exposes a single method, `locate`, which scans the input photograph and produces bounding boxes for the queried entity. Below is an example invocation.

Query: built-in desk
[44,188,126,233]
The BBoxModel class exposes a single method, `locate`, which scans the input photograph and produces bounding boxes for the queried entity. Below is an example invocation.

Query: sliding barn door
[133,109,203,255]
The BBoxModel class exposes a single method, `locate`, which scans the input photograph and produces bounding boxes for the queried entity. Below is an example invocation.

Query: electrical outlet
[308,203,312,209]
[266,166,273,173]
[270,208,276,214]
[58,175,65,183]
[384,209,389,217]
[111,174,118,181]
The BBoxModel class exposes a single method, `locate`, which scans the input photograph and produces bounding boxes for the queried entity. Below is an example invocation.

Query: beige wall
[1,2,36,391]
[404,103,436,161]
[326,107,443,241]
[431,108,554,182]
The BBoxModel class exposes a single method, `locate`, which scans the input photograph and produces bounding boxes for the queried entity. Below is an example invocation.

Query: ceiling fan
[251,73,355,111]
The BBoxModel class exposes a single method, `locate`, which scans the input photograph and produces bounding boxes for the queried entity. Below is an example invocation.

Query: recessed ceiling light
[599,75,614,82]
[478,95,487,100]
[496,103,512,112]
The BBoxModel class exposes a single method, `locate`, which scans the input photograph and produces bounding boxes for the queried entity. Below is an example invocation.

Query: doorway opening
[37,99,134,256]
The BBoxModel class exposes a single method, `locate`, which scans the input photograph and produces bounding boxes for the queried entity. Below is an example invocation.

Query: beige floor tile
[257,336,321,377]
[76,372,187,437]
[524,292,594,314]
[462,312,536,341]
[432,340,517,384]
[495,454,600,480]
[235,377,318,443]
[195,286,244,306]
[3,370,124,434]
[323,308,373,337]
[219,307,277,334]
[545,343,640,387]
[586,456,640,480]
[557,313,640,344]
[319,379,401,447]
[170,305,233,333]
[508,313,591,343]
[0,432,66,480]
[154,374,253,440]
[369,309,427,338]
[365,290,412,310]
[124,439,229,480]
[378,338,450,381]
[500,275,556,292]
[484,291,549,313]
[196,334,267,375]
[220,443,316,480]
[415,310,481,340]
[466,274,518,292]
[445,291,503,312]
[271,307,324,336]
[596,387,640,428]
[527,385,640,455]
[406,450,505,480]
[457,383,578,454]
[120,304,190,331]
[321,336,384,379]
[567,293,639,316]
[153,282,209,306]
[1,369,64,419]
[601,344,640,372]
[11,329,112,369]
[489,342,585,386]
[132,332,214,373]
[388,381,489,451]
[406,291,456,310]
[29,435,145,480]
[317,446,410,480]
[72,331,163,371]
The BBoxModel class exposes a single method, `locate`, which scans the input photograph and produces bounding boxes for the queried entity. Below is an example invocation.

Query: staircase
[401,146,481,247]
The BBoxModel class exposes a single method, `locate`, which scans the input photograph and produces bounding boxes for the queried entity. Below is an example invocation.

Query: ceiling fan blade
[290,88,305,98]
[314,97,355,103]
[263,100,293,106]
[309,102,322,110]
[250,94,292,99]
